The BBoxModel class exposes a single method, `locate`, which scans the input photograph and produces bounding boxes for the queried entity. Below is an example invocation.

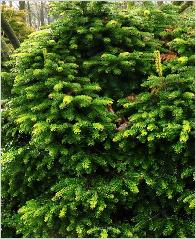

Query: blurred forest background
[1,1,52,61]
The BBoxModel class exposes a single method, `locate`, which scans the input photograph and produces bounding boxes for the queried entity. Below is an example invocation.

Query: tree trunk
[47,15,53,24]
[1,14,20,49]
[19,1,25,10]
[1,38,11,61]
[158,1,163,6]
[18,1,26,22]
[9,1,12,7]
[172,1,184,6]
[27,2,32,27]
[40,1,45,26]
[34,2,40,29]
[179,1,193,13]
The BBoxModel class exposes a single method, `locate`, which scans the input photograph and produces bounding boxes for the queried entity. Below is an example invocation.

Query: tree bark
[47,15,53,24]
[27,1,32,27]
[40,1,45,26]
[172,1,184,6]
[1,14,20,49]
[158,1,163,6]
[19,1,25,10]
[1,38,11,61]
[179,1,193,13]
[19,1,26,21]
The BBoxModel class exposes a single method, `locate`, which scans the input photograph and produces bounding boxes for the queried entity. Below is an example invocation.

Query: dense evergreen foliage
[2,2,194,238]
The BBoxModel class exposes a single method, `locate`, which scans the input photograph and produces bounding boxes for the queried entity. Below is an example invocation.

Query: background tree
[19,1,25,10]
[1,2,34,100]
[27,1,32,27]
[1,13,20,49]
[40,1,45,26]
[2,1,52,30]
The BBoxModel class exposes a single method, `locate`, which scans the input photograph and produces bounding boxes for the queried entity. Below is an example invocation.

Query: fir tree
[2,2,195,238]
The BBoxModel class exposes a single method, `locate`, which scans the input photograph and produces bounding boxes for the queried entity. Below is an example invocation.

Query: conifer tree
[2,2,194,238]
[114,4,195,237]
